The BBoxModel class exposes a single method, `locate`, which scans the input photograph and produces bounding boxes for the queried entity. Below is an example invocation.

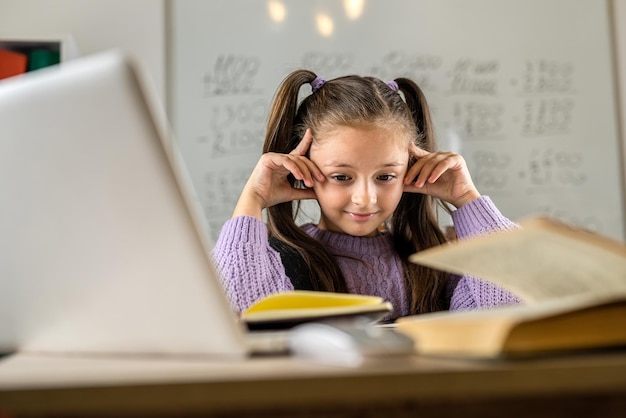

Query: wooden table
[1,349,625,417]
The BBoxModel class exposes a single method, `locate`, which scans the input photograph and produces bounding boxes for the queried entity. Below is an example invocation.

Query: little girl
[212,70,521,319]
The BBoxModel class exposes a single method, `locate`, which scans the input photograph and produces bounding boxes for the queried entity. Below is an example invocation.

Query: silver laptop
[0,50,257,357]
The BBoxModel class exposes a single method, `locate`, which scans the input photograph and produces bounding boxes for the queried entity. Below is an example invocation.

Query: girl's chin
[318,215,383,237]
[333,224,381,237]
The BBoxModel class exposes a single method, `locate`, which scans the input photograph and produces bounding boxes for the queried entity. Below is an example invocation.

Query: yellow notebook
[242,290,393,330]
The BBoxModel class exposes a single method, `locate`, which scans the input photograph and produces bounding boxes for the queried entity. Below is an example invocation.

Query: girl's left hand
[403,143,481,208]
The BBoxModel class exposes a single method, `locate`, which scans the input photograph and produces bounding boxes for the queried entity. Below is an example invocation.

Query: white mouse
[288,320,415,366]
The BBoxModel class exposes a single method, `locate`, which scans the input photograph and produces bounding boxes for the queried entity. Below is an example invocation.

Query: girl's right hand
[232,129,325,219]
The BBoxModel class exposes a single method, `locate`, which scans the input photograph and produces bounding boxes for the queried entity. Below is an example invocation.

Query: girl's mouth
[348,212,375,222]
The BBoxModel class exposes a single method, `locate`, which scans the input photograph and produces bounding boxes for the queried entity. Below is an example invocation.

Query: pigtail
[395,78,436,152]
[392,78,451,314]
[263,70,316,153]
[264,70,349,293]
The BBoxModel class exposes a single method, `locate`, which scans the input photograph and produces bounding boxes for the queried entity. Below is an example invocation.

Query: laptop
[0,50,259,358]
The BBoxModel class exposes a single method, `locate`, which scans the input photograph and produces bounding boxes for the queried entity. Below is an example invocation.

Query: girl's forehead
[309,127,410,168]
[311,125,412,148]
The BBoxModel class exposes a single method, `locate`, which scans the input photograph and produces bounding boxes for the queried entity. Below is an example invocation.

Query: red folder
[0,49,28,80]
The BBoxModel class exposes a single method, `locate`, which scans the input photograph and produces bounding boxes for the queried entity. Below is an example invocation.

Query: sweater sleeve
[211,216,294,313]
[447,196,523,311]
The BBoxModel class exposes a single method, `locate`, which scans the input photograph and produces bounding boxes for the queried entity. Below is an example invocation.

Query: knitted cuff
[452,196,517,240]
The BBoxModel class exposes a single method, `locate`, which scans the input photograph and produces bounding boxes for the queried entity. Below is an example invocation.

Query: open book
[395,216,626,358]
[242,290,393,330]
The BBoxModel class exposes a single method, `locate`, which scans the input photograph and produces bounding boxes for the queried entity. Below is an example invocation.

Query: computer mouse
[288,320,416,366]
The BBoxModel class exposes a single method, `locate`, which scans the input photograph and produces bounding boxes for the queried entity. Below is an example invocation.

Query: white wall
[0,0,165,98]
[2,0,626,209]
[1,0,625,142]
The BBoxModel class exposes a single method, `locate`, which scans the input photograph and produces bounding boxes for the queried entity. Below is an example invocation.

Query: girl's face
[309,126,410,237]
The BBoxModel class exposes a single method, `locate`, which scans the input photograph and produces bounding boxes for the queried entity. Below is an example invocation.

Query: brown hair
[263,69,450,314]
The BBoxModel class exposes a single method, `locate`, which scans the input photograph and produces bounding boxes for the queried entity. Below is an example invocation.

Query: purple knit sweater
[212,196,522,317]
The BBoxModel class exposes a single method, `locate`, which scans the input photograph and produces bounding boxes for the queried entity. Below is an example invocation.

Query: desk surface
[1,350,626,417]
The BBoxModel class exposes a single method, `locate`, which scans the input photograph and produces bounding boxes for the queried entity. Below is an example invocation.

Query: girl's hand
[403,143,480,208]
[232,129,325,219]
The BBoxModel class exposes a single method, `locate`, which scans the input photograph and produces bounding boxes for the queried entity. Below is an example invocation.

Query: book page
[410,218,626,303]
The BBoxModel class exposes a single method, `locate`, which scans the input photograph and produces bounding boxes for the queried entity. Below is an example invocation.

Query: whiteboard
[167,0,624,242]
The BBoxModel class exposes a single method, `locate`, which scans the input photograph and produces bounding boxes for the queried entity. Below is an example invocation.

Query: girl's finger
[423,157,457,184]
[281,155,324,187]
[405,153,449,187]
[404,144,431,185]
[290,128,314,156]
[290,187,318,201]
[409,142,429,158]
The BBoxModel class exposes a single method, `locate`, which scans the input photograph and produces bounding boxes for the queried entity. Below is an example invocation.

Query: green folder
[27,49,61,71]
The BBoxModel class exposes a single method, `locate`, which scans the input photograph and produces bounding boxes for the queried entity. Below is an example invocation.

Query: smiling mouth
[347,212,376,221]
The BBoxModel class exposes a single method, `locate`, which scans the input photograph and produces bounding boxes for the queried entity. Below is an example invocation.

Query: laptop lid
[0,50,248,357]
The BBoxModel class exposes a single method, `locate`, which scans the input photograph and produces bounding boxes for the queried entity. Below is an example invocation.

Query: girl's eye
[378,174,396,182]
[331,175,351,182]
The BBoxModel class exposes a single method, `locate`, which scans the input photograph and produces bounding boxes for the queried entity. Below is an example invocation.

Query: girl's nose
[351,181,377,207]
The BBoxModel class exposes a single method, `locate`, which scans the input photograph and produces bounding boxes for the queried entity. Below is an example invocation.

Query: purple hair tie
[311,76,326,93]
[387,80,399,92]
